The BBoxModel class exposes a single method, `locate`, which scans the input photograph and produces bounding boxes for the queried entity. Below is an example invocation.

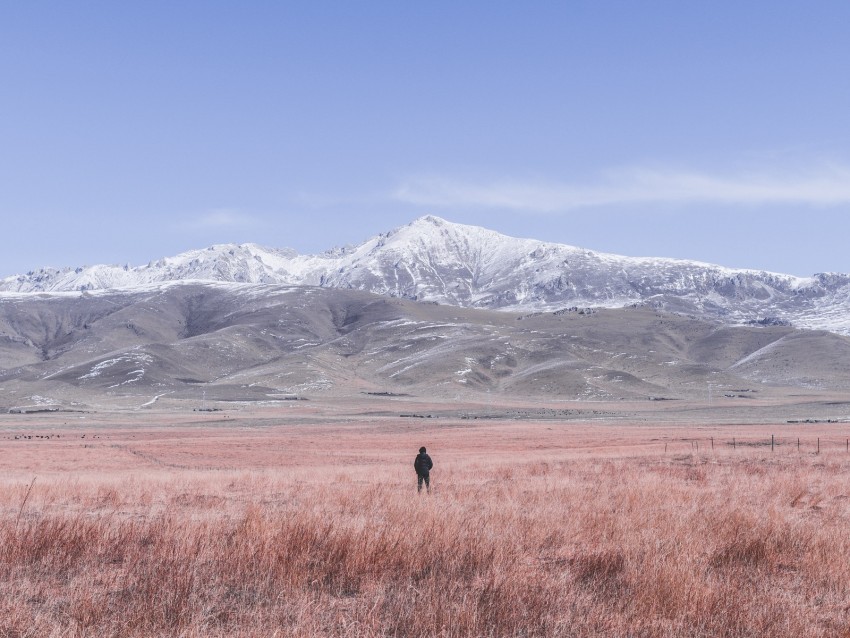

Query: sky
[2,1,850,278]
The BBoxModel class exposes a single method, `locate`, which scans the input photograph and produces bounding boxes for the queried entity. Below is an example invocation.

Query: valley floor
[1,397,849,636]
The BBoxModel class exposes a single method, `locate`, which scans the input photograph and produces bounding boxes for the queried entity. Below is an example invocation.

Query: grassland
[1,404,849,637]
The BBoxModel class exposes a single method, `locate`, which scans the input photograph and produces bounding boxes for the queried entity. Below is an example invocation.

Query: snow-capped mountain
[3,215,850,334]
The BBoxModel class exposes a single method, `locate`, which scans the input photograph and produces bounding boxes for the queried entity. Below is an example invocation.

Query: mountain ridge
[4,216,850,334]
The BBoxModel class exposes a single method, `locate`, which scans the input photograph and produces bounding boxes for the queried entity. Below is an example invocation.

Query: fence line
[660,435,850,455]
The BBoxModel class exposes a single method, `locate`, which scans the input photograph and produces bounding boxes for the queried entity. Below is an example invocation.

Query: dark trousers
[417,473,430,493]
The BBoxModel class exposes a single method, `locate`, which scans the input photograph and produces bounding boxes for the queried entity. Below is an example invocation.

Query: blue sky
[2,2,850,277]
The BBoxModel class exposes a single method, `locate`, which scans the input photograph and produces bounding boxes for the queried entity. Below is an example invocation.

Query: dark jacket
[414,452,433,476]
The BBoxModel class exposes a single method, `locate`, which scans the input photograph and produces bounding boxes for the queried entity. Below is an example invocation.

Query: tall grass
[1,450,849,636]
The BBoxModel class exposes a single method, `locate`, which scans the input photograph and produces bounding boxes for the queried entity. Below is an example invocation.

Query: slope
[2,282,850,412]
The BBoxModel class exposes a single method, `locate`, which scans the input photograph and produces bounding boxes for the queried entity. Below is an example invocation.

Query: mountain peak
[391,214,467,238]
[411,214,449,226]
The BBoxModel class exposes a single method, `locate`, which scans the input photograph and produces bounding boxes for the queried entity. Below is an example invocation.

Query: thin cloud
[393,164,850,211]
[178,209,261,229]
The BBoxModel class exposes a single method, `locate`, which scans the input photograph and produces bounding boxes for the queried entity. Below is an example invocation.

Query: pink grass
[1,414,849,636]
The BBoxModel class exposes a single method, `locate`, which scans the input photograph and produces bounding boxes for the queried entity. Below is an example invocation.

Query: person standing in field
[414,446,433,494]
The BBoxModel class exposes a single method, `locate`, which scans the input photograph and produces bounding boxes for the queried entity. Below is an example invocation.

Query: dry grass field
[1,400,850,637]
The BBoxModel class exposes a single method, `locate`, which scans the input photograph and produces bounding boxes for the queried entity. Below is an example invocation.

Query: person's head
[419,447,427,454]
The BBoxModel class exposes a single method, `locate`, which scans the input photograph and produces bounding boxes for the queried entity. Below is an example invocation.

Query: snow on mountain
[3,215,850,334]
[1,243,302,291]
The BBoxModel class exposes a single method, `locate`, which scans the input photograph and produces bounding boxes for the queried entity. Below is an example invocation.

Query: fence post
[711,437,714,450]
[771,434,774,452]
[797,437,800,451]
[733,437,736,450]
[817,438,820,455]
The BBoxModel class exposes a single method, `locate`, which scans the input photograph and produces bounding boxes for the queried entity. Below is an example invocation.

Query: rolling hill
[2,282,850,411]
